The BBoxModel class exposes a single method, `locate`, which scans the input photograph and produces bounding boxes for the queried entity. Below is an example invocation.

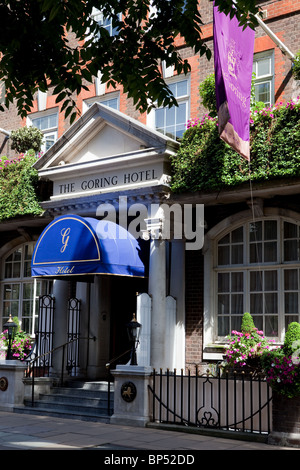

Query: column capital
[142,217,163,240]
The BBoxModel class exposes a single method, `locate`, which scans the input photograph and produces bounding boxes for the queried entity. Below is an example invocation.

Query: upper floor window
[215,217,300,343]
[28,110,58,154]
[252,51,274,107]
[83,93,119,114]
[91,8,121,37]
[154,78,190,140]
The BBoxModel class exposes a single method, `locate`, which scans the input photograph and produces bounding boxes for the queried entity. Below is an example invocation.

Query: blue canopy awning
[31,215,147,278]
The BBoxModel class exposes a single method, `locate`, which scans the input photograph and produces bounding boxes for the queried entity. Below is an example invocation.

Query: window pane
[255,81,271,105]
[231,316,243,332]
[232,227,243,243]
[264,220,277,240]
[218,294,229,314]
[232,245,243,264]
[175,80,188,97]
[265,315,278,337]
[218,316,229,336]
[265,293,278,313]
[264,241,277,262]
[284,269,298,290]
[250,293,263,313]
[249,222,262,241]
[284,222,297,238]
[285,293,298,313]
[250,271,262,291]
[250,242,262,263]
[176,103,187,125]
[231,294,243,313]
[265,270,277,291]
[155,108,164,130]
[231,272,243,291]
[219,234,230,244]
[165,107,175,127]
[256,58,271,77]
[218,245,230,265]
[218,273,229,292]
[252,315,263,332]
[284,240,298,261]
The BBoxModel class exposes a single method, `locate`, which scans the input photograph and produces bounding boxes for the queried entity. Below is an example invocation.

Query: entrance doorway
[110,276,148,366]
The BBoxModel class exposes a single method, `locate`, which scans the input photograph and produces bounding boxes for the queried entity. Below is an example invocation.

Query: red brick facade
[0,1,299,369]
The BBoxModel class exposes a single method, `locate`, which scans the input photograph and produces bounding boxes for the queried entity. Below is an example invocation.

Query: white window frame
[27,109,58,154]
[204,209,300,353]
[252,51,274,107]
[82,92,120,114]
[147,75,190,140]
[91,7,122,37]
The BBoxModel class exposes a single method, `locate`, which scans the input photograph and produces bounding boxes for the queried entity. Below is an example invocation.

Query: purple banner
[213,4,255,160]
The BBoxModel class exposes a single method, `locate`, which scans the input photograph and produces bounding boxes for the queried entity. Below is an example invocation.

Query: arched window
[1,242,52,335]
[212,216,300,343]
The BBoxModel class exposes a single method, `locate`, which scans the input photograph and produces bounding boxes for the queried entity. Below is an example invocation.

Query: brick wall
[270,393,300,446]
[185,249,204,369]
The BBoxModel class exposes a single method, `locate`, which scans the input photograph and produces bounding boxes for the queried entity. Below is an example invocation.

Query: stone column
[169,239,185,370]
[145,216,167,370]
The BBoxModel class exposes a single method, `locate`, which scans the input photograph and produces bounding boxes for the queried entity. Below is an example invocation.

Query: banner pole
[255,14,295,61]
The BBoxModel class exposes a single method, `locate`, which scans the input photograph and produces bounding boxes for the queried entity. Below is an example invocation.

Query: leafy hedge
[170,98,300,193]
[0,150,43,221]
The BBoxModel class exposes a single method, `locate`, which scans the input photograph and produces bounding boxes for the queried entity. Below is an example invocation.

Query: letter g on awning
[31,215,147,279]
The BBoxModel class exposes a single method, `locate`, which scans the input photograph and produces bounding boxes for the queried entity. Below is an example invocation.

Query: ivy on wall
[170,98,300,193]
[0,150,43,221]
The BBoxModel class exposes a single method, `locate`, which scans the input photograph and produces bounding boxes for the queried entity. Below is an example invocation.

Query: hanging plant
[10,126,44,153]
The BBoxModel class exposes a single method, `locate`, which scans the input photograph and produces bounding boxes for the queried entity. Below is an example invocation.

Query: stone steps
[14,380,114,423]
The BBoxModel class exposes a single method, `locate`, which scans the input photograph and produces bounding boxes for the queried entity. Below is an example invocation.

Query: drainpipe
[255,14,295,61]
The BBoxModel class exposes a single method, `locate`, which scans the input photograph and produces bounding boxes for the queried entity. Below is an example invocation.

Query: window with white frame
[215,216,300,342]
[154,78,190,140]
[91,7,121,37]
[82,93,120,114]
[28,110,58,154]
[1,243,53,336]
[252,51,274,107]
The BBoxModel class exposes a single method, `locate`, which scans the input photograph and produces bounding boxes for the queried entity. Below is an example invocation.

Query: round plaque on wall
[121,381,137,402]
[0,377,8,392]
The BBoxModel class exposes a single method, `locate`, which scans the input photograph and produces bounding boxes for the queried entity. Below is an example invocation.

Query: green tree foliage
[0,0,260,122]
[0,151,43,220]
[170,99,300,193]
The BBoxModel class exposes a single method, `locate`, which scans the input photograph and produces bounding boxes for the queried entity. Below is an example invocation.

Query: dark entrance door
[110,276,147,365]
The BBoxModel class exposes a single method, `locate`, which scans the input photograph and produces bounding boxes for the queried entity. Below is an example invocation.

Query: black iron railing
[25,336,96,406]
[149,367,272,436]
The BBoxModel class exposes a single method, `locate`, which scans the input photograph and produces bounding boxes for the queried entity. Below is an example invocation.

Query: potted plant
[0,317,33,361]
[222,312,272,376]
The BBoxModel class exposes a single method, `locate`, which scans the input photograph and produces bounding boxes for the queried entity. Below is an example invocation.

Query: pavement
[0,410,297,455]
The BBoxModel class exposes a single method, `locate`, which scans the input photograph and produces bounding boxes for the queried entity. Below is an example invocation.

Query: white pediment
[34,102,179,199]
[70,123,146,164]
